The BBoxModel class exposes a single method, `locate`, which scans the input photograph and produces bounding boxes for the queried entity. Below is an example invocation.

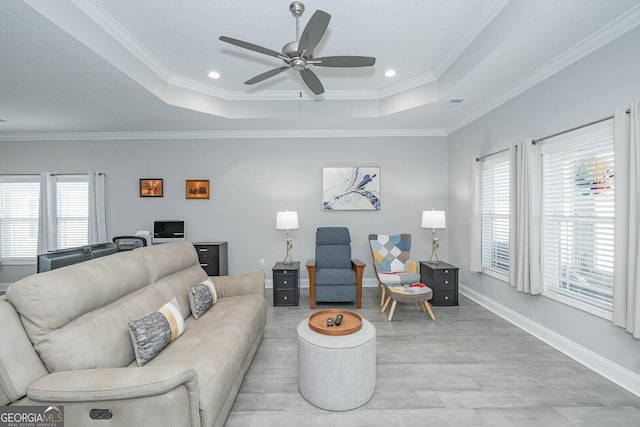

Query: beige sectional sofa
[0,241,267,427]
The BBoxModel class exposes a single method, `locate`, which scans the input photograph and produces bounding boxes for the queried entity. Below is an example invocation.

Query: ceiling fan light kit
[219,1,376,95]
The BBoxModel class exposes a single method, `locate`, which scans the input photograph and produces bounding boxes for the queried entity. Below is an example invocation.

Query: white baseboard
[460,283,640,397]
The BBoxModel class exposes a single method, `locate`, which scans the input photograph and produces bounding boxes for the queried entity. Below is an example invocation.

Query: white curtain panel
[88,171,107,244]
[613,101,640,338]
[469,158,482,272]
[512,139,542,295]
[37,172,57,255]
[508,145,518,288]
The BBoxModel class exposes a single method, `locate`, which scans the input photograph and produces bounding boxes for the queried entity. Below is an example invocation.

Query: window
[541,120,614,313]
[0,176,40,262]
[481,152,511,279]
[0,174,91,262]
[56,177,89,249]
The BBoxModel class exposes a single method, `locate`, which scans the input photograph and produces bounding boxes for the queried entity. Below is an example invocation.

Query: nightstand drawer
[433,273,457,290]
[432,290,457,306]
[434,269,456,280]
[275,289,297,306]
[274,272,296,289]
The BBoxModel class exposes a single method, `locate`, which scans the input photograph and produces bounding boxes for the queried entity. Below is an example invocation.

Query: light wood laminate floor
[225,287,640,426]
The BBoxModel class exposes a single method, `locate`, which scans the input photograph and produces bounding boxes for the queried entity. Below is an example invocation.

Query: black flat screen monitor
[154,220,185,239]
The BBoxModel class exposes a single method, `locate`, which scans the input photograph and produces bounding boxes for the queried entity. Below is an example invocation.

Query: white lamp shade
[421,210,446,229]
[276,211,299,230]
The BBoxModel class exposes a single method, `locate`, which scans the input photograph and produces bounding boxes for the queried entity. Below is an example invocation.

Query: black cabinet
[272,262,300,307]
[420,261,459,306]
[194,242,228,276]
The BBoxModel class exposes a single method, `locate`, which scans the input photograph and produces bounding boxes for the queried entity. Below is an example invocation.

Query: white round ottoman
[297,317,376,411]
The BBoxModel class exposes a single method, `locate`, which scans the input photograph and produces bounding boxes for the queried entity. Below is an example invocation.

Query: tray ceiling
[1,0,639,137]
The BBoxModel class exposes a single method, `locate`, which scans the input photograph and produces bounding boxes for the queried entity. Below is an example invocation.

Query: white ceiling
[1,0,640,138]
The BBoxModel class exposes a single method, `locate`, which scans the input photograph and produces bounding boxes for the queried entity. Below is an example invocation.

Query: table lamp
[421,210,446,264]
[276,210,299,264]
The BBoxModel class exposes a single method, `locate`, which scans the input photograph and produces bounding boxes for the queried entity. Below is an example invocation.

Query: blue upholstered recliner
[306,227,366,309]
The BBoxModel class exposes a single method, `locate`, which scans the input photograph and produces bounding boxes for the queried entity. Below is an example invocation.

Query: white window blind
[0,177,40,260]
[481,153,510,277]
[56,177,89,250]
[541,120,614,309]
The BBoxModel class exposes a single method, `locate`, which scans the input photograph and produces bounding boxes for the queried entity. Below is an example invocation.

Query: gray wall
[0,136,449,282]
[448,26,640,374]
[1,22,638,380]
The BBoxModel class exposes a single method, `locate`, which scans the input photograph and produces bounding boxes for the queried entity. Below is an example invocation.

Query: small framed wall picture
[139,178,163,197]
[186,179,210,199]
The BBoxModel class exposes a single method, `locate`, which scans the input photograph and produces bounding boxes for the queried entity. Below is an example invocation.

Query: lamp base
[428,235,440,264]
[283,237,294,265]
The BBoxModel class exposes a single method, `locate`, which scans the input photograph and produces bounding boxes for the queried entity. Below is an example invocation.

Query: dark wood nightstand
[272,262,300,307]
[420,261,459,306]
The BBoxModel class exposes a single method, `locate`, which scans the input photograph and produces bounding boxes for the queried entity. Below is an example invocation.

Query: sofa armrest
[27,365,198,403]
[211,272,265,298]
[352,259,366,309]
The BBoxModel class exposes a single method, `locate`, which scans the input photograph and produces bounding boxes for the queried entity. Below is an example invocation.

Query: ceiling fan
[219,1,376,95]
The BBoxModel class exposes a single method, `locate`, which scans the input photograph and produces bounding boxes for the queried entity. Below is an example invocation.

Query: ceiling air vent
[443,98,465,108]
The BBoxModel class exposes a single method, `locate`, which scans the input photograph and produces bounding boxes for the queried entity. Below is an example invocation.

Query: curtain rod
[0,172,105,177]
[51,172,105,176]
[532,108,631,145]
[0,172,107,176]
[475,147,510,162]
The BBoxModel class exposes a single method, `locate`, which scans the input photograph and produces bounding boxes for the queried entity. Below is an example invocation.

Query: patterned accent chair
[307,227,366,309]
[368,233,421,305]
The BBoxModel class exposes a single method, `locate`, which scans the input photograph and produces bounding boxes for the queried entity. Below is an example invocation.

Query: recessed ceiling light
[384,69,396,78]
[208,71,221,79]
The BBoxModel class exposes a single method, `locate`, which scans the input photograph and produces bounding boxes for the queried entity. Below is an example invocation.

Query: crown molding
[0,128,448,142]
[379,72,437,99]
[447,3,640,134]
[432,0,511,79]
[70,0,172,80]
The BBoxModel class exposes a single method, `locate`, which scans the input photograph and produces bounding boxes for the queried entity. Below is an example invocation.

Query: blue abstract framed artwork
[322,167,380,211]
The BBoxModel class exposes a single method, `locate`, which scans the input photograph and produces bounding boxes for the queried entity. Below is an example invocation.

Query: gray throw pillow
[128,297,185,366]
[188,278,218,319]
[189,279,218,320]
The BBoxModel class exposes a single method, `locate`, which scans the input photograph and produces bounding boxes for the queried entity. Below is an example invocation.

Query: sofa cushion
[148,293,267,426]
[129,297,186,366]
[188,278,217,319]
[6,241,205,372]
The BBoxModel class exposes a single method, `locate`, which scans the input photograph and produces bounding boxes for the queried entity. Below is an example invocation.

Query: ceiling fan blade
[300,68,324,95]
[298,10,331,55]
[312,56,376,67]
[219,36,288,60]
[244,66,290,85]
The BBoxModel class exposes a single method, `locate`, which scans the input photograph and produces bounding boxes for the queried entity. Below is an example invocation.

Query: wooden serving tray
[308,309,362,336]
